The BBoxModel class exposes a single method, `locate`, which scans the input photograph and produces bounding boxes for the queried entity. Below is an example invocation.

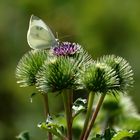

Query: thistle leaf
[91,128,116,140]
[72,98,87,119]
[16,131,30,140]
[112,130,136,140]
[38,115,64,139]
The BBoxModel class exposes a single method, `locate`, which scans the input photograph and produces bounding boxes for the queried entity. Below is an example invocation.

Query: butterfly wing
[27,15,57,49]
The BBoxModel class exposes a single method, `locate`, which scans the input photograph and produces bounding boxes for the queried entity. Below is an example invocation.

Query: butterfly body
[27,15,58,49]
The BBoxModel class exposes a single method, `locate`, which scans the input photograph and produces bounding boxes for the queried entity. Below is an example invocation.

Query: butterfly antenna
[55,32,72,42]
[56,32,59,40]
[60,35,72,40]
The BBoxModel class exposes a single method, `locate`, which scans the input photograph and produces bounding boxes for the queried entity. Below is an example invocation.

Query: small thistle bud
[80,63,118,94]
[16,50,48,87]
[36,57,79,93]
[99,55,134,93]
[52,42,81,56]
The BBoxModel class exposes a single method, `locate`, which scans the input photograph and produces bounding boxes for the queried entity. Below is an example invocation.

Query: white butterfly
[27,15,58,49]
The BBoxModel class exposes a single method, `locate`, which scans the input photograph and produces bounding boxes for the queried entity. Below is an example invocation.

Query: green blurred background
[0,0,140,139]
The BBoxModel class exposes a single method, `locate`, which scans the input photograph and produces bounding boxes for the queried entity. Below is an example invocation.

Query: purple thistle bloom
[52,42,81,56]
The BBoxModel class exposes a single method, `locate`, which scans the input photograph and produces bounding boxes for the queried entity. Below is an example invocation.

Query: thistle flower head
[52,42,80,56]
[98,55,134,93]
[36,56,79,93]
[80,62,118,94]
[16,50,48,87]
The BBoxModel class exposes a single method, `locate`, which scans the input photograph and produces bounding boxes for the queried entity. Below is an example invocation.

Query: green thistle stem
[62,89,73,140]
[43,94,52,140]
[80,91,95,140]
[83,93,106,140]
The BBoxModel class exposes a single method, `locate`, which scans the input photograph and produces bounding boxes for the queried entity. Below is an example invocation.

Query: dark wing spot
[36,26,43,30]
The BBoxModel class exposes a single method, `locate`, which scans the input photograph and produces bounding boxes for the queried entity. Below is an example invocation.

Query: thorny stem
[62,89,73,140]
[83,94,106,140]
[43,94,52,140]
[80,92,95,140]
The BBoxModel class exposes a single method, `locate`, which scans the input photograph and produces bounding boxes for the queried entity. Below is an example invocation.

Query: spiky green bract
[16,50,48,87]
[36,57,77,93]
[37,48,92,93]
[99,55,134,93]
[71,48,93,71]
[80,63,118,94]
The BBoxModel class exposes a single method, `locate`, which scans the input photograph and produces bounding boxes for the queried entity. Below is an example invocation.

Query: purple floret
[53,42,80,56]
